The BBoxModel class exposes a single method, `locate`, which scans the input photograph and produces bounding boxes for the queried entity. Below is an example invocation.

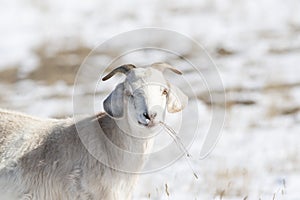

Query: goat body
[0,64,188,200]
[0,109,150,200]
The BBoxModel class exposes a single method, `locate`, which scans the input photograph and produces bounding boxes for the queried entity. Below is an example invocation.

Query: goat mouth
[138,120,156,128]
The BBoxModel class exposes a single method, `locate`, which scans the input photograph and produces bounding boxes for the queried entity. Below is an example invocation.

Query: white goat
[0,63,188,200]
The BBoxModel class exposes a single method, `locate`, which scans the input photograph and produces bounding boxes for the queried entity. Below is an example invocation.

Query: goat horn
[102,64,136,81]
[151,62,182,75]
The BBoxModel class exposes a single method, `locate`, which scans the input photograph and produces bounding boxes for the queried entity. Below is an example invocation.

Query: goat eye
[162,89,168,96]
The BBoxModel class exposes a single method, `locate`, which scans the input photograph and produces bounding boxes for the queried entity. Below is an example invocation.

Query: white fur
[0,110,151,200]
[0,65,187,200]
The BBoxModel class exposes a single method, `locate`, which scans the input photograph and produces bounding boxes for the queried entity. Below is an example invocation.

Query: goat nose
[143,112,157,121]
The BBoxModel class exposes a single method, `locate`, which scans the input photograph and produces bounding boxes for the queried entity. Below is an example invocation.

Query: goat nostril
[150,112,157,119]
[143,112,150,120]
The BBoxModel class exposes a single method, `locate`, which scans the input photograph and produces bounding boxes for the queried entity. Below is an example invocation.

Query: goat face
[103,63,188,129]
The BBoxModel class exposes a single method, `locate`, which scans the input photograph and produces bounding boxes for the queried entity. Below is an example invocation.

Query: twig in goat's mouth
[159,121,198,179]
[159,121,190,157]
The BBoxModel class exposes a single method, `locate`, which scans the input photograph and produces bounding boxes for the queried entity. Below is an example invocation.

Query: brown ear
[167,84,188,113]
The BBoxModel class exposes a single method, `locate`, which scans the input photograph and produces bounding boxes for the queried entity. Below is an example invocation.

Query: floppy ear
[103,83,125,118]
[167,84,188,113]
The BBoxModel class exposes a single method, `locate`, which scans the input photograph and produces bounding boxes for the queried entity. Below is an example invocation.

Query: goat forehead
[127,68,167,89]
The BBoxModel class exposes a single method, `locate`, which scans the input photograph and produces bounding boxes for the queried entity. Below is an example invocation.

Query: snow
[0,0,300,199]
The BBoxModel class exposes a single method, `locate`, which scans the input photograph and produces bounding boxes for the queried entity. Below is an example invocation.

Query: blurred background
[1,0,300,199]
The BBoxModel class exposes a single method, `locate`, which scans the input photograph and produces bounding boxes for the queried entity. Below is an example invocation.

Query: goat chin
[0,109,153,200]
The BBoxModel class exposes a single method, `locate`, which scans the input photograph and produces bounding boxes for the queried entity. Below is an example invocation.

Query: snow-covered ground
[1,0,300,199]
